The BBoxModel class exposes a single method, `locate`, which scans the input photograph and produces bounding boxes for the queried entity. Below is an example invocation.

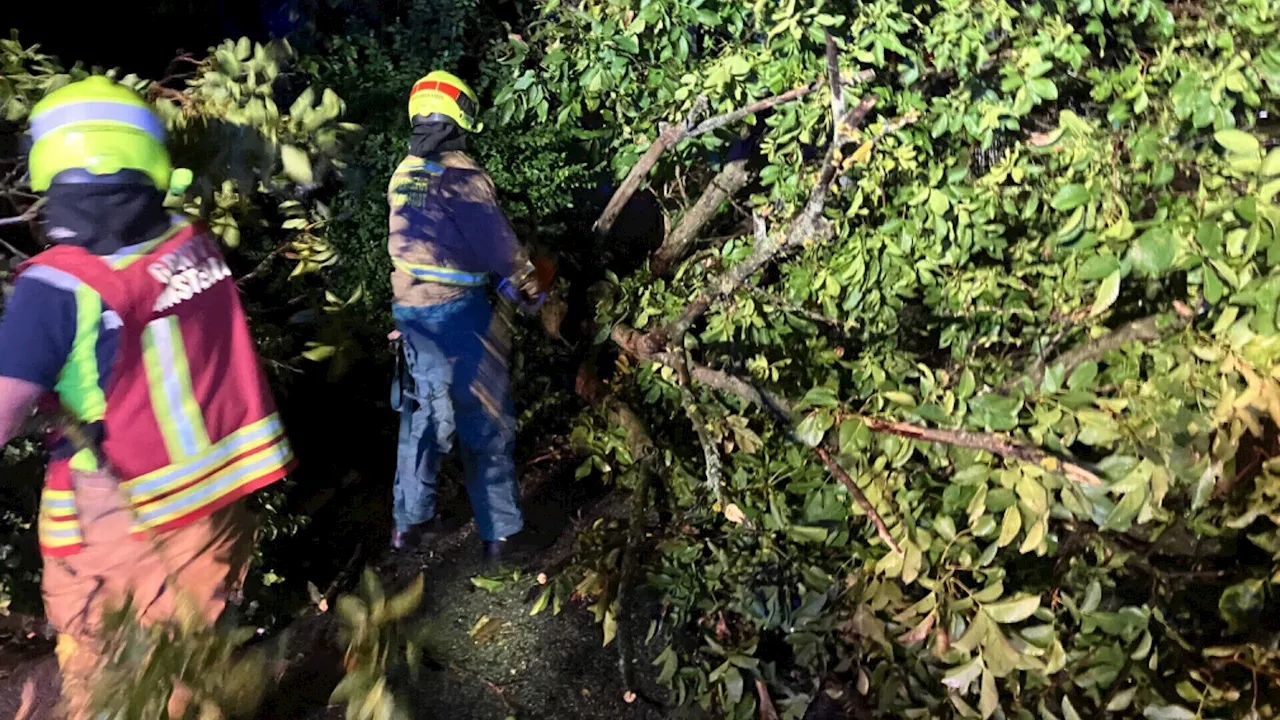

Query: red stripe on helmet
[410,80,462,101]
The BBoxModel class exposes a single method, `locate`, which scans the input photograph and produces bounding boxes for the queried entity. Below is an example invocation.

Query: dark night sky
[8,1,289,77]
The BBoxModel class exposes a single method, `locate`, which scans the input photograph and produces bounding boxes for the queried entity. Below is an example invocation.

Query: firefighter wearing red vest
[0,77,294,717]
[387,71,549,561]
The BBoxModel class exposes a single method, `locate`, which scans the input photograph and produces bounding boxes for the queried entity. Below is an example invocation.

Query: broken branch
[853,414,1101,486]
[1021,310,1194,387]
[660,96,878,345]
[595,96,710,237]
[826,31,845,121]
[651,157,751,276]
[685,81,828,139]
[596,76,844,238]
[815,445,902,553]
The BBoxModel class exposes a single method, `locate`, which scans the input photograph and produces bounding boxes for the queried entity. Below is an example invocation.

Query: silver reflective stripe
[29,101,165,142]
[21,265,83,292]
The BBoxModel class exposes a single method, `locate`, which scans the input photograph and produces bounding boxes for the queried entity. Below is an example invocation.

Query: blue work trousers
[391,291,523,541]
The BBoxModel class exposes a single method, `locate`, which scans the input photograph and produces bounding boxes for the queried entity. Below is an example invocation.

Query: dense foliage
[489,0,1280,718]
[6,0,1280,717]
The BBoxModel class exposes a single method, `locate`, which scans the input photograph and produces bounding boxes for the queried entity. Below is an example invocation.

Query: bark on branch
[651,157,751,277]
[1021,310,1194,387]
[612,323,901,551]
[595,96,710,237]
[853,415,1102,486]
[814,445,902,553]
[657,96,878,345]
[594,75,847,238]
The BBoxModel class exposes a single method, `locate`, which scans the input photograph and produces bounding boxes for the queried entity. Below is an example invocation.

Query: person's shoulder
[438,153,497,202]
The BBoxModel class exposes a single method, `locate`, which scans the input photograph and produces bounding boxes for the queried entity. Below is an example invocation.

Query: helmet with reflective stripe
[408,71,479,131]
[27,76,172,192]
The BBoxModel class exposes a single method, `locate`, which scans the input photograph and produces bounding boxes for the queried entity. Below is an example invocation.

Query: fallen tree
[490,0,1280,717]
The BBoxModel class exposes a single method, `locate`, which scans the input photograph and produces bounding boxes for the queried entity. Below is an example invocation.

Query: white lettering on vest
[150,236,233,312]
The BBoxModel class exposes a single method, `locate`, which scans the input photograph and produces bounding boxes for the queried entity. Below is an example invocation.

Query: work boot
[481,532,538,567]
[390,517,445,551]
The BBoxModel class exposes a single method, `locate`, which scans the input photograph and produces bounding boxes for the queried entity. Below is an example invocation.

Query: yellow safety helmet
[27,76,172,192]
[408,70,480,132]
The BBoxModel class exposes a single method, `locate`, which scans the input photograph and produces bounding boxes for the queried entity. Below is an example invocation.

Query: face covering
[38,182,170,256]
[409,120,468,158]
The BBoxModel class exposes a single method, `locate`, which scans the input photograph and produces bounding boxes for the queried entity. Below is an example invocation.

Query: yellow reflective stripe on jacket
[141,316,210,460]
[131,438,294,532]
[122,414,286,502]
[55,283,107,427]
[392,258,488,286]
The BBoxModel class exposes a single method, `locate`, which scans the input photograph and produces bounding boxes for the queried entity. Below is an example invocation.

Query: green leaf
[968,393,1022,431]
[470,576,505,592]
[281,144,314,185]
[1067,362,1098,391]
[1218,578,1265,631]
[1028,77,1058,100]
[602,609,617,646]
[1143,706,1196,720]
[794,411,833,447]
[942,657,983,689]
[1051,184,1089,211]
[788,525,829,544]
[1091,270,1121,316]
[1061,696,1083,720]
[1128,228,1176,275]
[301,344,336,361]
[1214,128,1261,156]
[996,506,1022,547]
[1263,148,1280,177]
[984,594,1041,623]
[980,669,998,719]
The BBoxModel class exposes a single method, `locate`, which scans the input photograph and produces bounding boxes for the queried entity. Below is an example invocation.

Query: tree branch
[657,96,878,346]
[853,415,1101,486]
[825,31,845,121]
[651,157,751,277]
[594,96,710,237]
[745,286,854,331]
[612,323,900,551]
[595,73,855,238]
[814,445,902,553]
[1020,310,1194,387]
[685,80,839,139]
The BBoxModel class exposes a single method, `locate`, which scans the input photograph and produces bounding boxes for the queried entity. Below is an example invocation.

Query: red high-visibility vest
[18,218,294,556]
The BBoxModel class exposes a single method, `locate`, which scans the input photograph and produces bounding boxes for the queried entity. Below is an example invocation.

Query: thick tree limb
[853,415,1101,486]
[595,96,710,237]
[1021,310,1194,387]
[825,31,845,122]
[657,96,878,346]
[651,157,751,276]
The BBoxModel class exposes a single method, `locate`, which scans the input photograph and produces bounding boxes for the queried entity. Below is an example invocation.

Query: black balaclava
[408,118,468,158]
[38,180,171,256]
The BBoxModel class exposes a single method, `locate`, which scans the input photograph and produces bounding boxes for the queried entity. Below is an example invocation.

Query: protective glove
[498,255,556,315]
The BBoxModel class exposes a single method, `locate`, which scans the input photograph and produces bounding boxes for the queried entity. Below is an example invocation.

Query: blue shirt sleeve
[0,275,78,389]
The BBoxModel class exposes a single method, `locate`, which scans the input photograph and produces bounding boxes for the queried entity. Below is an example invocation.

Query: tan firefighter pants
[40,471,256,719]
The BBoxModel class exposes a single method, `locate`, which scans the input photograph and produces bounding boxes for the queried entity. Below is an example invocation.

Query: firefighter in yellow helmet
[387,71,548,562]
[0,76,291,717]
